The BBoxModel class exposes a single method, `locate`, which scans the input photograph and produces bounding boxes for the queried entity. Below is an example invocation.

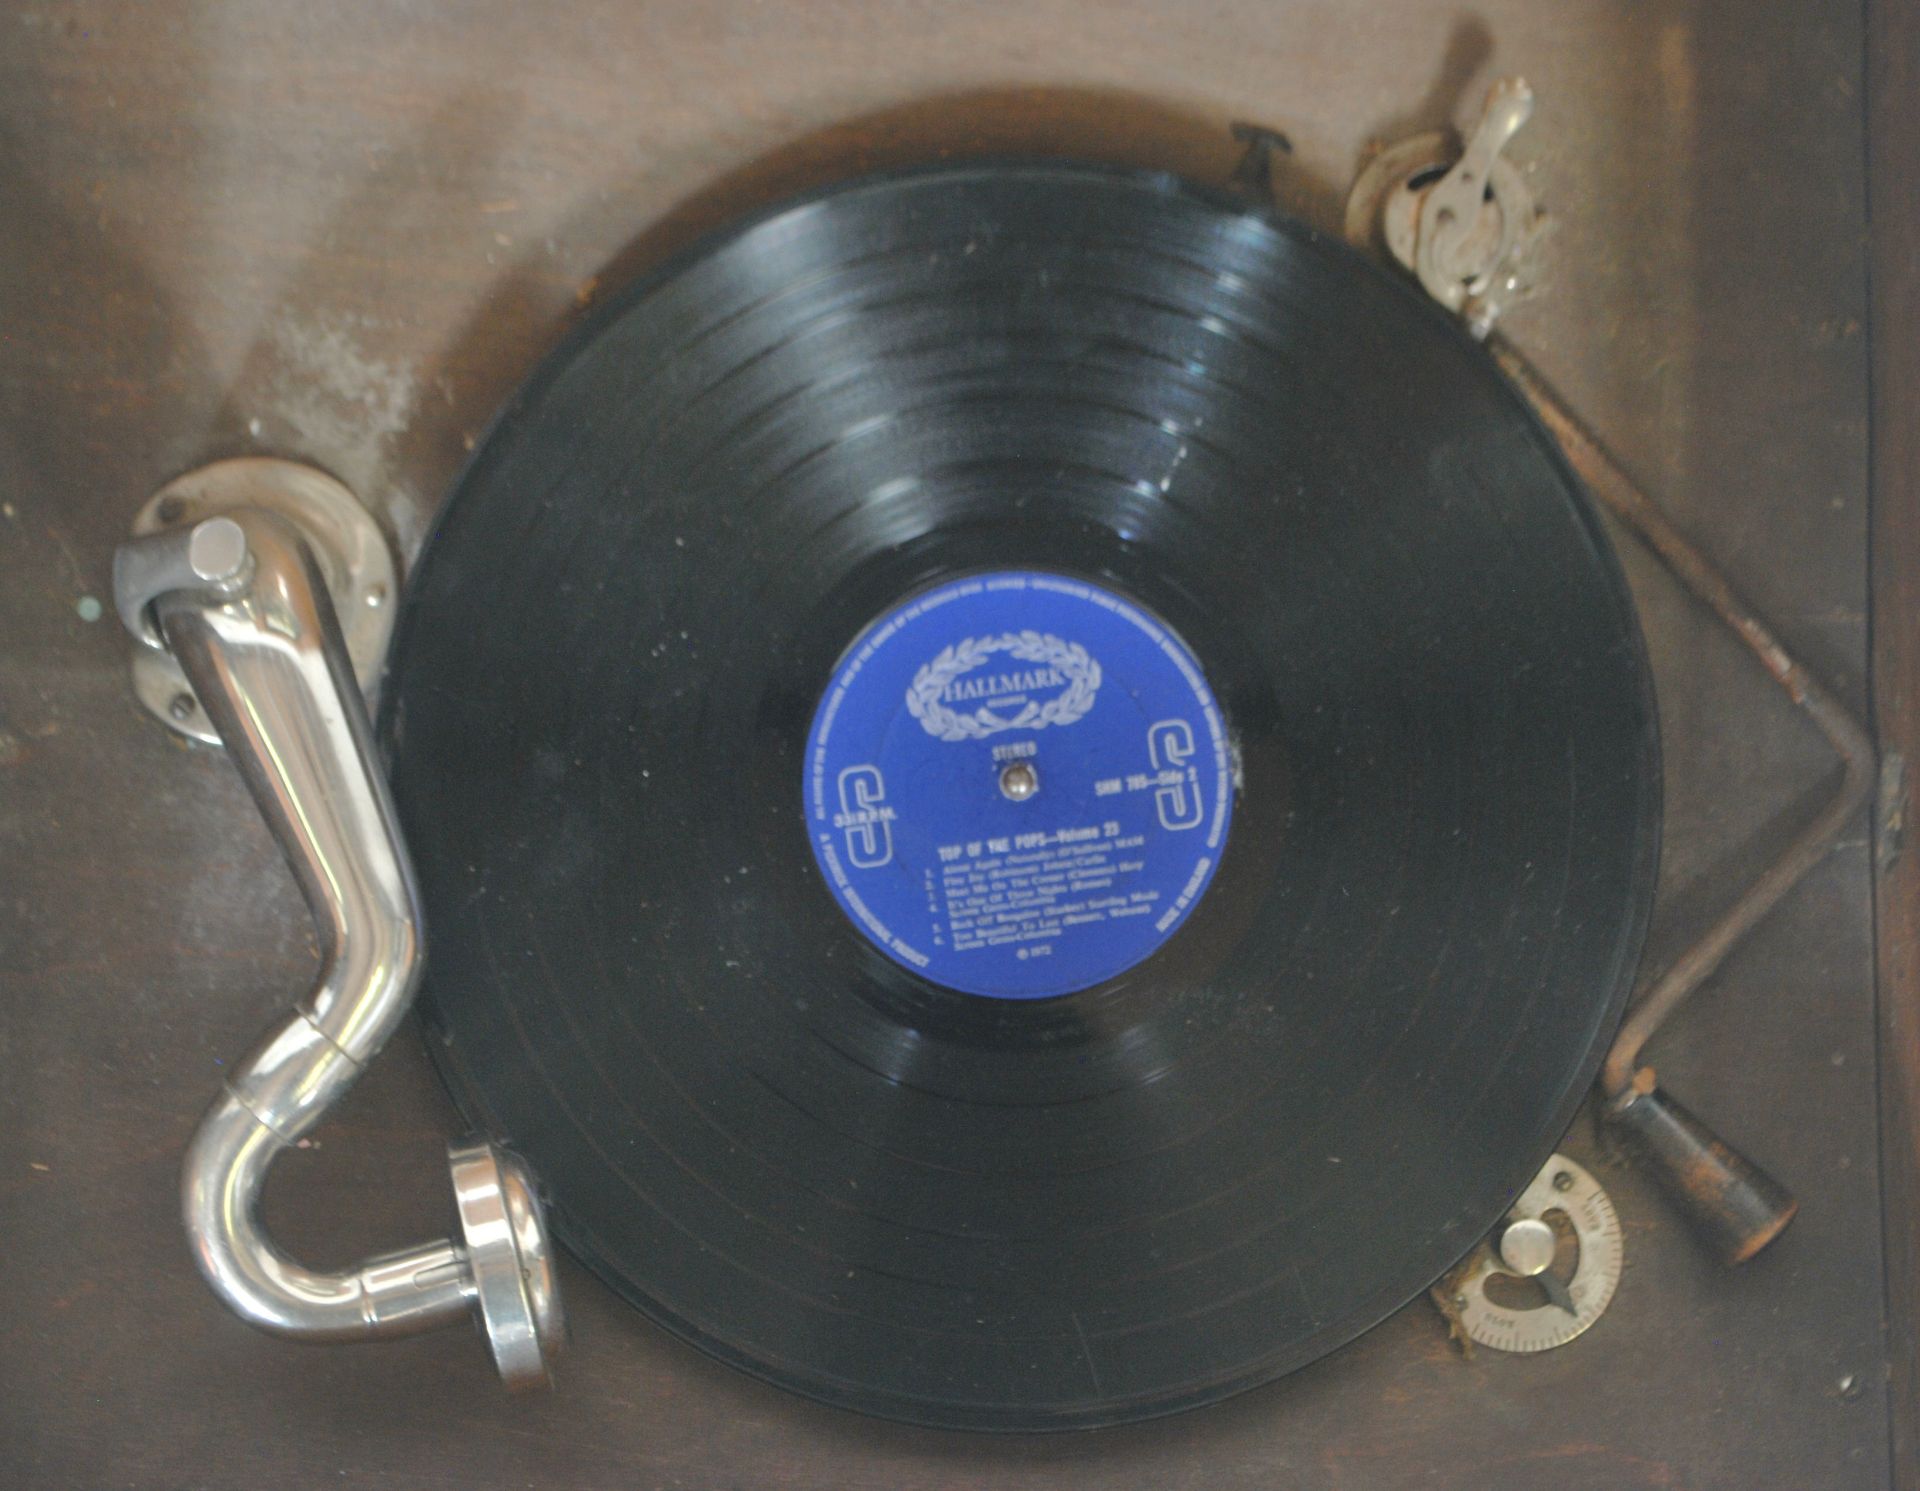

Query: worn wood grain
[0,2,1892,1487]
[1869,1,1920,1487]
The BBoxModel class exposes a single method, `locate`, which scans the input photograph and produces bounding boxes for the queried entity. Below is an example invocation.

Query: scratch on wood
[1879,752,1908,874]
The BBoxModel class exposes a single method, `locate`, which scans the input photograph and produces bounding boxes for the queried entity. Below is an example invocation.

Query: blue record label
[804,571,1234,999]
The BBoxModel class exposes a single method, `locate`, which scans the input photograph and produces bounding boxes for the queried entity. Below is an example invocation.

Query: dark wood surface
[1870,0,1920,1487]
[0,3,1897,1487]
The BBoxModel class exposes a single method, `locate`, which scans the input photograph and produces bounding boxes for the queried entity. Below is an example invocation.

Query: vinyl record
[380,160,1660,1430]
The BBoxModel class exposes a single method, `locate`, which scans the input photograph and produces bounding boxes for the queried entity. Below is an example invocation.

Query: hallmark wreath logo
[906,632,1101,741]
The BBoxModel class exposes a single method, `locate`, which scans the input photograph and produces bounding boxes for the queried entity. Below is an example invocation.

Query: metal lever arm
[116,507,561,1386]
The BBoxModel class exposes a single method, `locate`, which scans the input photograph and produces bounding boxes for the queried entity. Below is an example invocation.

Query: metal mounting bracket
[125,458,397,744]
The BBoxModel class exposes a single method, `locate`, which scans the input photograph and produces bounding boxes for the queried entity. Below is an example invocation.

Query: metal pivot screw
[1497,1216,1556,1278]
[1498,1212,1578,1317]
[187,515,249,585]
[999,761,1039,801]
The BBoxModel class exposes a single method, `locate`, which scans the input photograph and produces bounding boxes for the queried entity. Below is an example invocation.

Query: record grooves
[381,161,1660,1429]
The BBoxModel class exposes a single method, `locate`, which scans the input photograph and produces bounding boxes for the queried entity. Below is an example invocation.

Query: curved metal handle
[116,505,562,1387]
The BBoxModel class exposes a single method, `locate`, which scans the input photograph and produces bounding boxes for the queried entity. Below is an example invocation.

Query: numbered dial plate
[802,570,1234,1000]
[1456,1153,1624,1352]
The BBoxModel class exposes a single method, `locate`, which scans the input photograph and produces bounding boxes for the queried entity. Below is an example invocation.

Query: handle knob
[1607,1079,1797,1265]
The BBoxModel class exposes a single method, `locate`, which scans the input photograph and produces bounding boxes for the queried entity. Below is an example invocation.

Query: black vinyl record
[381,161,1660,1430]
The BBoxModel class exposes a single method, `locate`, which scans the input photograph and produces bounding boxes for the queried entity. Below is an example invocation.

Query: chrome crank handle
[114,502,563,1388]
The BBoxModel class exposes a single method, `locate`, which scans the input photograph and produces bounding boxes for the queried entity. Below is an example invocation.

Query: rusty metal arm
[1491,341,1877,1262]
